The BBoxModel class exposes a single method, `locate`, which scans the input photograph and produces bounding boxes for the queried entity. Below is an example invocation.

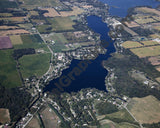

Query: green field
[14,34,49,52]
[0,0,18,8]
[0,50,22,88]
[104,109,136,124]
[37,17,75,33]
[19,53,51,78]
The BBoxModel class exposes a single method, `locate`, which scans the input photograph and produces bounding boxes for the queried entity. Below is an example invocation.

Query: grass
[10,35,23,45]
[19,53,51,78]
[118,122,139,128]
[140,40,159,46]
[127,95,160,124]
[0,50,22,88]
[122,41,143,49]
[104,109,135,124]
[26,116,40,128]
[130,46,160,58]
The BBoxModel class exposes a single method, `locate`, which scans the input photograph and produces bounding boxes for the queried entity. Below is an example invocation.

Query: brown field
[0,36,13,49]
[31,19,46,24]
[82,5,93,9]
[0,29,30,36]
[0,17,27,22]
[60,6,84,17]
[148,56,160,65]
[0,25,19,30]
[124,21,140,28]
[0,108,10,124]
[156,67,160,72]
[42,8,60,17]
[29,11,39,16]
[40,106,59,128]
[140,40,159,46]
[156,77,160,83]
[122,41,143,49]
[127,95,160,124]
[26,116,40,128]
[149,34,160,39]
[130,46,160,58]
[153,26,160,31]
[9,35,23,45]
[136,7,160,16]
[151,22,160,26]
[135,18,156,24]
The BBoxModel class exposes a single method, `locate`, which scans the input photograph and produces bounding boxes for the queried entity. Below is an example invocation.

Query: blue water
[44,0,160,93]
[100,0,160,17]
[44,16,115,93]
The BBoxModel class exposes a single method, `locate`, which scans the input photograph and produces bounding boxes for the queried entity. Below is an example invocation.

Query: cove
[44,16,115,93]
[100,0,160,17]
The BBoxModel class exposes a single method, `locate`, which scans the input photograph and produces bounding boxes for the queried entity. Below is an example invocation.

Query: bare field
[0,36,13,49]
[130,46,160,58]
[136,7,160,16]
[0,25,19,30]
[156,77,160,83]
[148,56,160,65]
[122,41,143,49]
[0,17,27,22]
[26,116,40,128]
[40,106,59,128]
[156,67,160,72]
[127,95,160,124]
[0,29,30,36]
[149,34,160,39]
[140,40,159,46]
[124,21,140,28]
[152,16,160,21]
[0,108,10,124]
[9,35,23,45]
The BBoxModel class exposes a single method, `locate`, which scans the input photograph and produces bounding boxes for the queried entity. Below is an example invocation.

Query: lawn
[130,46,160,58]
[122,41,143,49]
[127,95,160,124]
[19,53,51,78]
[0,50,22,88]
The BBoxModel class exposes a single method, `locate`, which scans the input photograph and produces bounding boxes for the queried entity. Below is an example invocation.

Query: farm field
[0,13,13,17]
[130,46,160,58]
[0,36,13,49]
[124,21,140,28]
[104,109,136,124]
[0,50,22,88]
[37,17,75,33]
[60,6,84,17]
[127,95,160,124]
[122,41,143,49]
[156,66,160,72]
[0,17,27,23]
[0,25,19,30]
[135,18,156,24]
[10,35,23,45]
[19,53,51,78]
[0,29,30,36]
[140,40,159,46]
[148,56,160,65]
[0,108,10,124]
[41,8,60,17]
[26,116,40,128]
[136,7,160,16]
[0,0,18,8]
[149,34,160,39]
[40,106,60,128]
